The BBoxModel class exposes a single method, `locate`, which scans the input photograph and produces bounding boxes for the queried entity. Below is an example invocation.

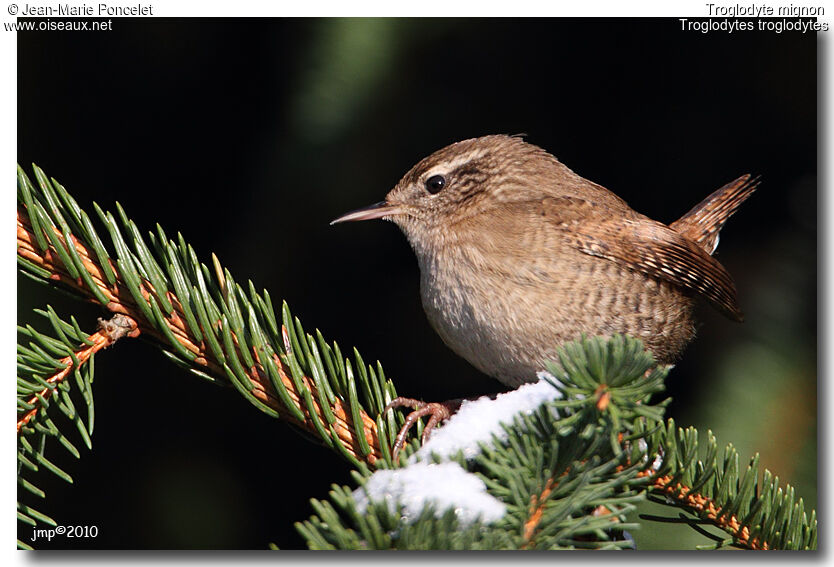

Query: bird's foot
[384,397,463,462]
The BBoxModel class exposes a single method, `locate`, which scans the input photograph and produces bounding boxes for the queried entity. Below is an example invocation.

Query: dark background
[17,18,817,549]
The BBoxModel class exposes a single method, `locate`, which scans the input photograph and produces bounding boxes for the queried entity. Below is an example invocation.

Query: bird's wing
[537,196,743,321]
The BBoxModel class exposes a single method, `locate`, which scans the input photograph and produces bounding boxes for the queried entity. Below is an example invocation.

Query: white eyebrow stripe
[422,149,487,179]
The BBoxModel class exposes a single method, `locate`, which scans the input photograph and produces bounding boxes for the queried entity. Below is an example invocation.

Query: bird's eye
[425,174,447,194]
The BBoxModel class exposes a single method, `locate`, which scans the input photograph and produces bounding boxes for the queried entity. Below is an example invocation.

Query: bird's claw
[384,397,462,462]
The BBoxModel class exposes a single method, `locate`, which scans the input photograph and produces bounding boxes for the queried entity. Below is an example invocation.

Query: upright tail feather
[670,174,761,255]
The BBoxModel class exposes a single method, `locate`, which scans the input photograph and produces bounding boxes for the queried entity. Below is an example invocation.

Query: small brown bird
[333,135,758,450]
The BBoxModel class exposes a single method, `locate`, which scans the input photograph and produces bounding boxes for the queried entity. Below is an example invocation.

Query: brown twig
[17,207,383,465]
[522,477,556,546]
[640,470,769,550]
[521,447,769,550]
[17,313,139,432]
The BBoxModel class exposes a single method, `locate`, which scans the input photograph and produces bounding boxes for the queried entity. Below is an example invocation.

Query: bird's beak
[330,201,402,225]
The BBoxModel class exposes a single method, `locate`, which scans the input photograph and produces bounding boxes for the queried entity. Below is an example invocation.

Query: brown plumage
[333,135,757,388]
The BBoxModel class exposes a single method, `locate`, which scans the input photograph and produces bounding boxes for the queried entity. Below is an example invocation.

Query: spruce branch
[17,164,403,468]
[297,336,816,550]
[298,336,666,550]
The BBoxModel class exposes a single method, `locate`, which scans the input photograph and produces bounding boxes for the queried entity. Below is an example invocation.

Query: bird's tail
[670,174,761,255]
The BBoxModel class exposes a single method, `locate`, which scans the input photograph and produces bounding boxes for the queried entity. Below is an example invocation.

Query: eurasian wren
[333,135,758,454]
[334,135,757,387]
